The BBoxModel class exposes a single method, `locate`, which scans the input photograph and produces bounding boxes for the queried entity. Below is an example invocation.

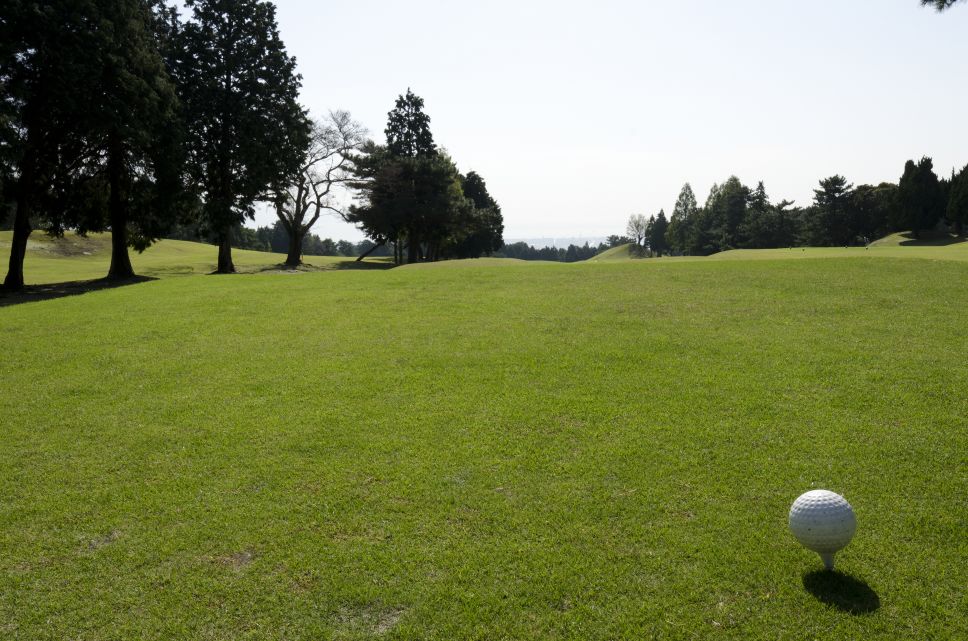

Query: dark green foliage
[498,241,606,262]
[385,89,436,158]
[807,175,855,246]
[897,157,944,238]
[920,0,963,10]
[1,0,104,288]
[851,183,897,242]
[449,172,504,259]
[945,164,968,234]
[1,0,183,285]
[74,0,184,279]
[649,210,669,256]
[173,0,310,273]
[348,91,501,264]
[707,177,750,252]
[667,183,698,255]
[738,182,774,248]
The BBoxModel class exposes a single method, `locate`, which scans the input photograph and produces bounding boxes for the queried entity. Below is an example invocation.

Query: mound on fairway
[0,253,966,639]
[586,243,633,262]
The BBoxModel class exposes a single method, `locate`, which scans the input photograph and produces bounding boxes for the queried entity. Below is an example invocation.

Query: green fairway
[1,248,966,639]
[0,231,382,285]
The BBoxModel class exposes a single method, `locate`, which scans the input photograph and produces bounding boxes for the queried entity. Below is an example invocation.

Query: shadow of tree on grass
[0,276,155,308]
[897,232,966,246]
[802,570,880,615]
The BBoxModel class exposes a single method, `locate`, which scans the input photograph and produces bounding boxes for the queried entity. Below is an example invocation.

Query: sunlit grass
[0,231,374,284]
[0,244,965,639]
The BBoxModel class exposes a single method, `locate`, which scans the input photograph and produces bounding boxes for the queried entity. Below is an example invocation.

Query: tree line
[163,219,385,258]
[345,90,503,264]
[499,241,613,262]
[0,0,503,291]
[625,157,968,257]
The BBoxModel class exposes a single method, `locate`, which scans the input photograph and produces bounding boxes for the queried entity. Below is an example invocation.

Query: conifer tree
[651,209,669,256]
[897,158,943,238]
[83,0,183,279]
[385,89,436,159]
[667,183,698,255]
[174,0,310,273]
[921,0,962,11]
[947,164,968,235]
[1,1,97,289]
[809,175,854,246]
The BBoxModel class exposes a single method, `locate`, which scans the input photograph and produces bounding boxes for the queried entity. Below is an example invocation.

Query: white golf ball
[789,489,856,570]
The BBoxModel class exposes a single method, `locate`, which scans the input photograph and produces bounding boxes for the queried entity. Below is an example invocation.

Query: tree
[808,175,855,245]
[947,165,968,235]
[897,157,943,238]
[272,111,366,266]
[449,171,504,259]
[650,210,669,256]
[921,0,963,10]
[174,0,310,273]
[385,89,436,158]
[1,0,101,289]
[698,177,749,253]
[667,183,698,255]
[348,91,476,264]
[852,183,897,242]
[76,0,184,280]
[626,214,648,255]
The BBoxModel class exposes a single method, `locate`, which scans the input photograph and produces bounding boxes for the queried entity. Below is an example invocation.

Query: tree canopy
[174,0,310,273]
[347,90,503,264]
[920,0,963,11]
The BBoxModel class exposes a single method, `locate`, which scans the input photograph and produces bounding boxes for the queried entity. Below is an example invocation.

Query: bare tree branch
[271,110,368,265]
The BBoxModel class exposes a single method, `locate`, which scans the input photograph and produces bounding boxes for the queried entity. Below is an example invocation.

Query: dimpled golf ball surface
[789,490,856,553]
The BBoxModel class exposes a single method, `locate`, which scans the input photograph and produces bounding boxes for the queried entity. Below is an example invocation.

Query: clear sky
[254,0,968,242]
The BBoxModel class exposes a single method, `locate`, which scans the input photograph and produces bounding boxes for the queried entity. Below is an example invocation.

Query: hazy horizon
[249,0,968,242]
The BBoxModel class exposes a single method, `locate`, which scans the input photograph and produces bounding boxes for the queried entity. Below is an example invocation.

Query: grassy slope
[586,243,633,262]
[0,231,371,284]
[595,233,968,264]
[1,253,966,640]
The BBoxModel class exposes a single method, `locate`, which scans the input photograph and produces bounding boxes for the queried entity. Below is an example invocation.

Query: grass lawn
[0,231,383,284]
[0,241,966,639]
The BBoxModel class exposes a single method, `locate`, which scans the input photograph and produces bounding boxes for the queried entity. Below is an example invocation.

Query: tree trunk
[106,136,135,280]
[285,230,302,266]
[356,241,385,262]
[408,231,420,263]
[3,191,32,291]
[217,231,235,273]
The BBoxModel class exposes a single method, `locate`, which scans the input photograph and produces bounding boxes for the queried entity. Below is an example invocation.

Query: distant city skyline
[250,0,968,242]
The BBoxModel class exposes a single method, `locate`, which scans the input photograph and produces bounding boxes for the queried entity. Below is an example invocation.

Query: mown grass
[1,248,966,639]
[0,231,379,284]
[586,243,633,262]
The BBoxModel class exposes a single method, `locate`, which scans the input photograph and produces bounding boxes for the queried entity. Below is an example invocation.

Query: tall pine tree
[174,0,309,273]
[897,158,943,238]
[1,1,99,289]
[667,183,698,255]
[79,0,184,279]
[947,164,968,235]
